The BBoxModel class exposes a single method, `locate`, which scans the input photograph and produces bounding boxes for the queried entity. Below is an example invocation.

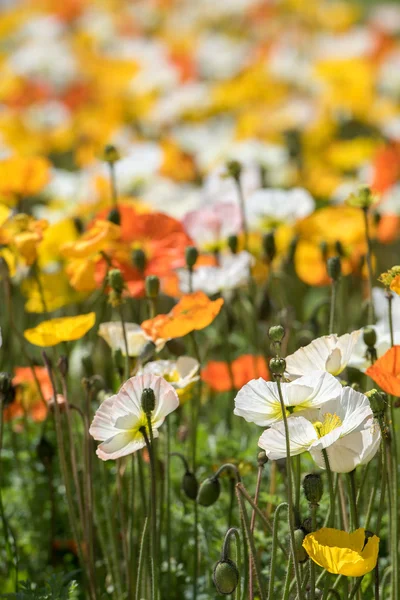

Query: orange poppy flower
[371,144,400,195]
[142,292,224,340]
[366,346,400,396]
[377,215,400,244]
[202,355,270,392]
[4,367,52,422]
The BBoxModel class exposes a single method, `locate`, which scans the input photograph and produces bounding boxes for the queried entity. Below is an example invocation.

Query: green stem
[362,207,375,323]
[135,517,149,600]
[389,399,398,600]
[118,304,130,381]
[142,420,158,600]
[268,502,288,600]
[309,503,318,600]
[322,450,335,528]
[249,465,264,598]
[329,280,337,334]
[282,555,293,600]
[347,470,359,530]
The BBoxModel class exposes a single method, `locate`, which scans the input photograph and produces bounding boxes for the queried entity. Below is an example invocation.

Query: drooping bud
[227,234,238,255]
[182,471,199,500]
[327,256,341,282]
[263,231,276,263]
[303,473,323,505]
[107,207,121,225]
[213,559,239,595]
[108,269,124,295]
[132,248,147,273]
[141,388,156,414]
[294,529,308,563]
[269,325,285,343]
[185,246,199,270]
[225,160,242,182]
[257,451,268,467]
[269,357,286,376]
[0,372,15,407]
[197,476,221,507]
[145,275,160,299]
[363,327,377,348]
[103,144,120,164]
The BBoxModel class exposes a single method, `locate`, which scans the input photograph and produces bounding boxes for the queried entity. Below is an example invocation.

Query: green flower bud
[257,451,268,466]
[320,241,328,261]
[141,388,156,414]
[227,234,238,254]
[263,231,276,263]
[197,477,221,507]
[268,325,285,343]
[327,256,341,281]
[363,327,377,348]
[303,473,323,505]
[107,207,121,225]
[182,471,199,500]
[269,357,286,376]
[108,269,124,295]
[103,144,120,163]
[132,248,147,273]
[366,389,387,416]
[145,275,160,298]
[213,559,239,595]
[335,240,345,257]
[0,372,15,407]
[225,160,242,182]
[36,436,55,468]
[294,528,308,563]
[185,246,199,269]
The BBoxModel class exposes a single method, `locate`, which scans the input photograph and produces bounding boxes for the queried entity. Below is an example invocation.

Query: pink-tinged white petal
[89,394,120,441]
[97,430,160,461]
[234,378,283,426]
[258,417,317,460]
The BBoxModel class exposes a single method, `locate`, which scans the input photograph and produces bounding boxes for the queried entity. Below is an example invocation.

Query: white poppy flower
[234,371,342,427]
[177,251,254,296]
[98,322,165,357]
[259,387,380,473]
[89,374,179,461]
[136,357,200,403]
[245,187,315,229]
[285,331,361,379]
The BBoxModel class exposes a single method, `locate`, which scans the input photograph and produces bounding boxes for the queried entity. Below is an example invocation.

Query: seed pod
[182,471,199,500]
[213,559,239,595]
[107,207,121,225]
[303,473,323,505]
[197,477,221,507]
[269,357,286,376]
[268,325,285,343]
[141,388,156,414]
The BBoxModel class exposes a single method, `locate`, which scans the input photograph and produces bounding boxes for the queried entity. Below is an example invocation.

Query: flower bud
[108,269,124,295]
[335,240,345,257]
[36,436,55,468]
[0,372,15,407]
[366,389,387,416]
[303,473,323,505]
[141,388,156,414]
[182,471,199,500]
[225,160,242,182]
[145,275,160,298]
[227,235,238,254]
[107,207,121,225]
[294,528,308,563]
[185,246,199,270]
[197,476,221,507]
[213,559,239,595]
[327,256,341,282]
[269,325,285,343]
[320,241,328,262]
[132,248,147,273]
[257,451,268,466]
[363,327,377,348]
[347,185,375,210]
[269,357,286,376]
[103,144,120,163]
[263,231,276,263]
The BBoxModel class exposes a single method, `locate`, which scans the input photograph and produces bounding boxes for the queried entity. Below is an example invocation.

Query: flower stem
[347,470,359,530]
[309,503,318,600]
[135,517,149,600]
[276,377,305,600]
[322,449,335,527]
[268,502,288,600]
[329,280,337,334]
[118,304,130,381]
[141,421,158,600]
[362,207,375,324]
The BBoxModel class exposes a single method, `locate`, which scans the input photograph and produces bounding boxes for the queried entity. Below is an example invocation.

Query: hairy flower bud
[145,275,160,298]
[225,160,242,182]
[227,235,238,254]
[303,473,323,505]
[269,357,286,376]
[269,325,285,343]
[197,476,221,507]
[107,207,120,225]
[294,528,308,563]
[141,387,156,414]
[257,450,268,466]
[185,246,199,270]
[103,144,120,164]
[263,231,276,263]
[363,327,377,348]
[108,269,124,295]
[327,256,341,282]
[132,248,147,273]
[213,559,239,595]
[182,471,199,500]
[366,389,387,417]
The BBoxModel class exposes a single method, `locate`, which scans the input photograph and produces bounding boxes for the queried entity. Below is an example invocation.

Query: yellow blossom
[24,313,96,347]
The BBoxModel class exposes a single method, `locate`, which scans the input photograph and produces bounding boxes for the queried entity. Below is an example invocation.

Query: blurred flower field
[2,0,400,598]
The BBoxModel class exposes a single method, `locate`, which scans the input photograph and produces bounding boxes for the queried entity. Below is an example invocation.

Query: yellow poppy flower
[24,313,96,347]
[21,271,85,313]
[61,220,121,259]
[303,528,379,577]
[0,156,51,203]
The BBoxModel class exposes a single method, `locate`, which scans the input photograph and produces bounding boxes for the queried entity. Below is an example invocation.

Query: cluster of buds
[378,266,400,295]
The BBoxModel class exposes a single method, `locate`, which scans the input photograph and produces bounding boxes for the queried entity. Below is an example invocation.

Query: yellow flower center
[313,413,342,438]
[163,369,181,384]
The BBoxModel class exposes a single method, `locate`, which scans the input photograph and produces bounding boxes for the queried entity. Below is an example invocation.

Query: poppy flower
[303,528,379,577]
[142,292,224,341]
[366,345,400,396]
[89,374,179,460]
[24,313,96,347]
[98,322,165,356]
[0,156,51,204]
[137,357,200,403]
[202,354,269,392]
[4,367,53,422]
